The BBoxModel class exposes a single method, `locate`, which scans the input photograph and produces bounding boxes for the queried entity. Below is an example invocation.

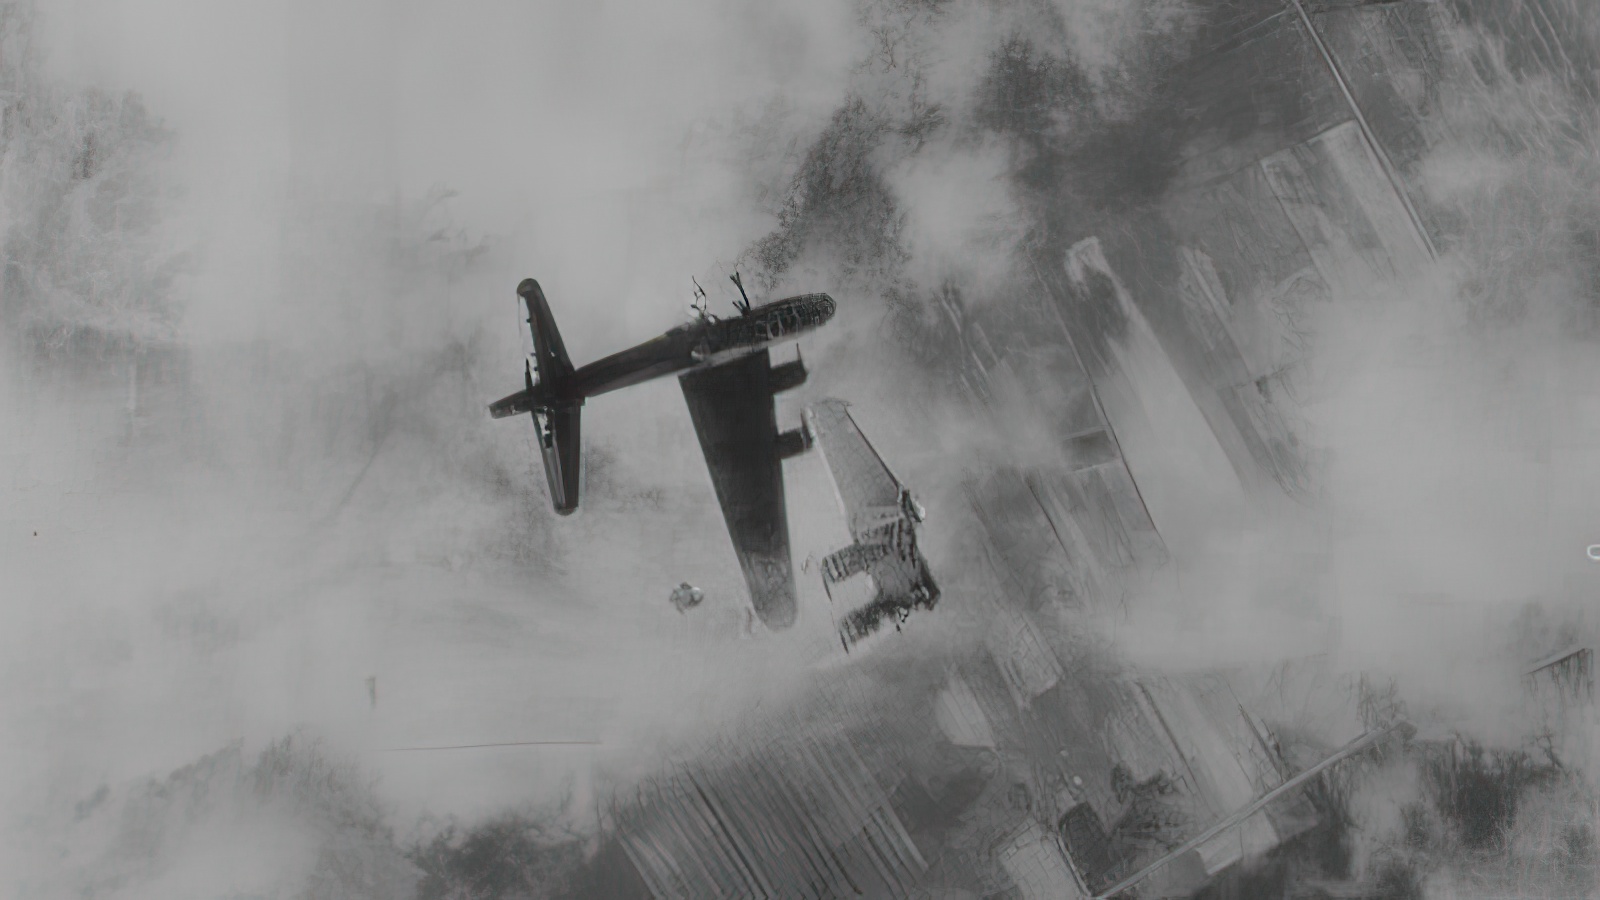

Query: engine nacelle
[775,424,812,460]
[769,358,808,395]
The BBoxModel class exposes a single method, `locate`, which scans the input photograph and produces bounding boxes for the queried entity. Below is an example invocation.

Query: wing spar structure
[805,399,940,649]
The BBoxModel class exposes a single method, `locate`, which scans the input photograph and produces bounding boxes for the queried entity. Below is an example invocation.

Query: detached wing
[805,399,905,539]
[679,350,805,630]
[806,399,940,647]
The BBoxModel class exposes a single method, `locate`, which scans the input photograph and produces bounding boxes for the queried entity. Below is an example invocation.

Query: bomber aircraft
[489,275,836,630]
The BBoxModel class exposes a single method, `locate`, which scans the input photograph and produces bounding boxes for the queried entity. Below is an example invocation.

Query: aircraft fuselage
[491,292,836,416]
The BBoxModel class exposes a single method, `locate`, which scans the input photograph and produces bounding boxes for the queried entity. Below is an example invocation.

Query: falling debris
[668,582,704,614]
[805,398,940,648]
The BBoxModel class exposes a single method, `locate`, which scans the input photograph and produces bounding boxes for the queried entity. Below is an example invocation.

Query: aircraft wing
[816,530,939,647]
[806,399,941,647]
[679,349,807,630]
[804,399,906,539]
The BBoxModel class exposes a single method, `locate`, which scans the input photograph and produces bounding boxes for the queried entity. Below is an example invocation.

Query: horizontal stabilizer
[519,278,575,384]
[536,405,582,515]
[511,278,584,515]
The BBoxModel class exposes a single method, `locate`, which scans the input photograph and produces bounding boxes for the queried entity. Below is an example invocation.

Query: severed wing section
[806,398,939,647]
[807,399,908,539]
[679,349,810,630]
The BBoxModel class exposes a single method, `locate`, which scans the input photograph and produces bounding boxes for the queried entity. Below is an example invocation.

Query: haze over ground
[2,1,1599,897]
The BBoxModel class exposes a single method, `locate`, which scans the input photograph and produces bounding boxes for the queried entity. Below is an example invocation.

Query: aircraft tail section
[489,279,585,514]
[522,279,583,514]
[489,279,577,419]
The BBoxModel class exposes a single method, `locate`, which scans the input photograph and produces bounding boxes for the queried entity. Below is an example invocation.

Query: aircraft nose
[818,294,837,321]
[517,278,542,298]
